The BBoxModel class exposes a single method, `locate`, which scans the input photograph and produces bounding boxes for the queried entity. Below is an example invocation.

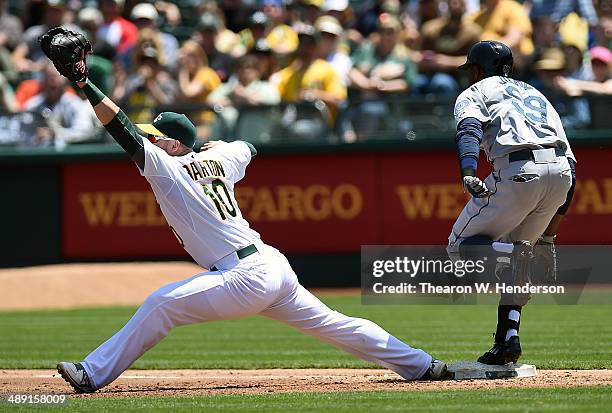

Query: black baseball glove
[39,27,92,83]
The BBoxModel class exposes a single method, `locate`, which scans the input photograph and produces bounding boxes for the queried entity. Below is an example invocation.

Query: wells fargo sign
[62,148,612,259]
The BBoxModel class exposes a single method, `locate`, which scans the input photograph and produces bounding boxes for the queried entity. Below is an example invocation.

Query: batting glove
[463,175,491,198]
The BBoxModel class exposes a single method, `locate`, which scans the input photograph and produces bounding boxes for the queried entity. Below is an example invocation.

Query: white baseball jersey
[454,76,576,162]
[138,139,260,268]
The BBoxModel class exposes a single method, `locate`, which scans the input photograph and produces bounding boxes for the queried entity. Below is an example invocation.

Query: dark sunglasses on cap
[147,134,174,143]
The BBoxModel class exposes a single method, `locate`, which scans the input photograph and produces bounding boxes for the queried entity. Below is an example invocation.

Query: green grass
[1,387,612,413]
[0,296,610,370]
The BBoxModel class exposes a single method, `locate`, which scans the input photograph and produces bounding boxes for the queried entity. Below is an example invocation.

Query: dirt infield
[1,369,611,397]
[0,262,359,311]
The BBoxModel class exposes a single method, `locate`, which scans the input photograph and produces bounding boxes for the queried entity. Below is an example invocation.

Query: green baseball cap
[136,112,197,149]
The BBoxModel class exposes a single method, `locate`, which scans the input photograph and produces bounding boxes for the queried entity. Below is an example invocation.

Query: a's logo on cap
[154,113,163,123]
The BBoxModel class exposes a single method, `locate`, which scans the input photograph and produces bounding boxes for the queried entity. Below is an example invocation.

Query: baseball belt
[508,147,565,163]
[211,244,259,271]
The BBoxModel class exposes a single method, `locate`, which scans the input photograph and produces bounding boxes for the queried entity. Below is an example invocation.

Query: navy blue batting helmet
[458,40,514,77]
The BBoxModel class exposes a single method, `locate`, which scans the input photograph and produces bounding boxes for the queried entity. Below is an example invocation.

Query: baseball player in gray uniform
[448,41,576,365]
[40,28,450,394]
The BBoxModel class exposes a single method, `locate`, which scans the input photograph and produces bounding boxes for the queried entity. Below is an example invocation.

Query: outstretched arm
[39,27,146,168]
[76,79,146,169]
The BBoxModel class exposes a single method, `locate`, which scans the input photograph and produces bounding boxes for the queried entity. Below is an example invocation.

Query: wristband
[81,80,105,107]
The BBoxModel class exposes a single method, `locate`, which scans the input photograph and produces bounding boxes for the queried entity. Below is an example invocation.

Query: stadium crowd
[0,0,611,147]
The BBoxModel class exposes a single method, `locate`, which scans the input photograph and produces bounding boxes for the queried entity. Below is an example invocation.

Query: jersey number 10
[504,85,548,123]
[202,179,237,220]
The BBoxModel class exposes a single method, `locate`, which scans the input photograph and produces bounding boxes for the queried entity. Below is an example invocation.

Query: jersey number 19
[504,85,548,124]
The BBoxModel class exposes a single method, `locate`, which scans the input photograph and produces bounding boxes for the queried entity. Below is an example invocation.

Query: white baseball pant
[82,242,432,389]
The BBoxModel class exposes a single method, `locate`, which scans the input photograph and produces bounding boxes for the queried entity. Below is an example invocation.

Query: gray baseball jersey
[454,76,576,162]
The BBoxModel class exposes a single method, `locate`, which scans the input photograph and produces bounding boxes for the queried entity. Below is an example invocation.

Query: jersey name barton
[182,160,226,181]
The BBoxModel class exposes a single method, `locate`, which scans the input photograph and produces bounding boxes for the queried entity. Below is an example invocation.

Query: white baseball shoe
[418,358,452,380]
[57,362,96,393]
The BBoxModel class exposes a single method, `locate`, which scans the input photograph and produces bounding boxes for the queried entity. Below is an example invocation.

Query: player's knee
[457,235,494,260]
[142,288,170,311]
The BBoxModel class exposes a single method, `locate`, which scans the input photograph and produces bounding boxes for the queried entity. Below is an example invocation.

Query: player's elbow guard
[456,117,483,177]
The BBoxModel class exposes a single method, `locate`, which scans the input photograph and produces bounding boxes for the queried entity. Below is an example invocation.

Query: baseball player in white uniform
[47,33,450,393]
[448,41,576,365]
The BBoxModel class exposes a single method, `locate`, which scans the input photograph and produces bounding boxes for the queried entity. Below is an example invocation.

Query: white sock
[492,242,514,254]
[505,328,518,341]
[508,310,520,322]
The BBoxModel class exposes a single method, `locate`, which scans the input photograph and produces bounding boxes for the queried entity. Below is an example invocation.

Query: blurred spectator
[0,73,16,113]
[111,44,178,122]
[263,0,299,56]
[208,53,280,128]
[76,7,115,95]
[252,38,277,80]
[121,27,167,71]
[530,48,591,129]
[345,14,419,141]
[24,64,96,147]
[12,0,80,74]
[192,12,235,82]
[77,7,104,42]
[417,0,441,28]
[469,0,534,60]
[301,0,324,24]
[518,16,556,80]
[323,0,362,54]
[595,14,612,50]
[273,23,347,121]
[528,0,598,26]
[250,39,277,80]
[418,0,481,95]
[0,0,22,52]
[97,0,138,54]
[177,39,221,127]
[315,16,352,85]
[88,41,116,96]
[352,0,382,37]
[130,2,179,71]
[0,0,20,84]
[555,46,612,95]
[218,0,252,33]
[154,1,182,28]
[349,14,418,96]
[238,11,272,53]
[559,13,593,80]
[323,0,350,21]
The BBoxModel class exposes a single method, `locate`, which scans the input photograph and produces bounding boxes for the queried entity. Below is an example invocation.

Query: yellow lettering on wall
[79,193,119,226]
[395,184,467,220]
[236,184,363,222]
[436,185,467,219]
[79,191,166,227]
[333,184,362,220]
[574,179,609,214]
[277,185,305,220]
[304,185,331,221]
[249,187,280,221]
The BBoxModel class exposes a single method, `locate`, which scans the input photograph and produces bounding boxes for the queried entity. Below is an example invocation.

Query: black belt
[508,147,565,163]
[211,244,258,271]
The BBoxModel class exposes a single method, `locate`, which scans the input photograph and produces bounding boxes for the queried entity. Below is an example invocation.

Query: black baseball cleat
[57,362,96,393]
[477,336,522,365]
[418,358,453,380]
